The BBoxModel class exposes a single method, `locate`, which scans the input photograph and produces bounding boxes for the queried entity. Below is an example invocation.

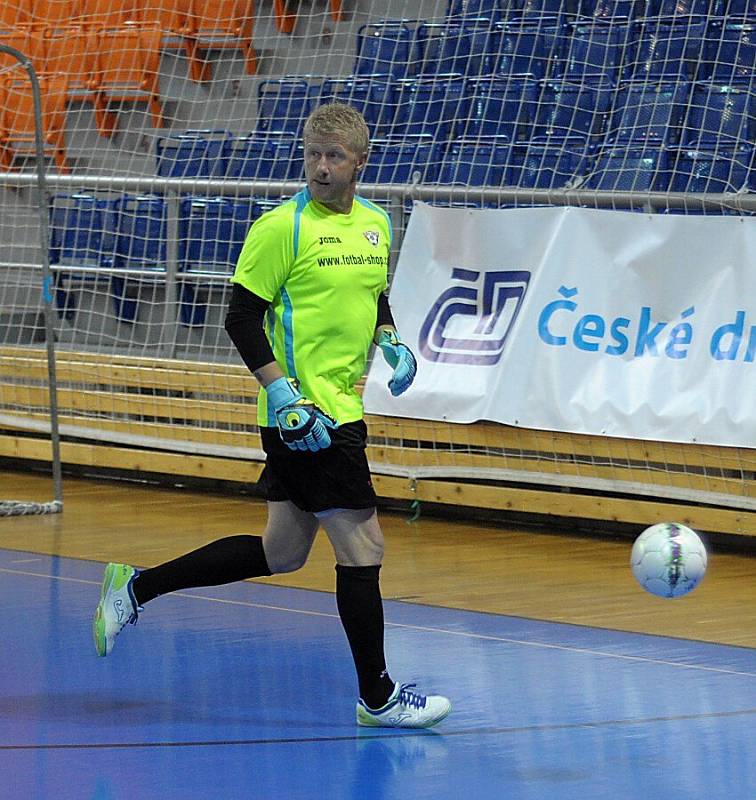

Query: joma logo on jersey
[363,230,380,247]
[319,236,342,245]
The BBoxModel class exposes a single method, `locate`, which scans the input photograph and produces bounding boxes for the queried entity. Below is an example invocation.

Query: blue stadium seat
[177,197,254,326]
[155,130,230,179]
[318,78,398,137]
[224,134,297,180]
[577,0,638,20]
[534,78,614,142]
[458,76,540,139]
[704,20,755,83]
[559,20,636,81]
[446,0,504,20]
[156,130,231,178]
[111,194,167,322]
[512,139,591,187]
[606,80,690,145]
[584,146,671,191]
[724,0,755,17]
[255,79,312,136]
[490,19,560,78]
[354,22,419,79]
[682,81,752,146]
[114,195,166,273]
[630,16,706,80]
[176,283,206,328]
[50,272,77,322]
[361,135,442,184]
[669,144,752,192]
[49,193,118,269]
[519,0,578,17]
[109,276,139,324]
[645,0,724,16]
[438,135,512,185]
[394,76,466,139]
[49,192,119,321]
[178,197,253,274]
[288,143,305,181]
[416,21,493,78]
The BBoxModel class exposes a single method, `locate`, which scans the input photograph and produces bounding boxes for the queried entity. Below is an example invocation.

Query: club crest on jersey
[363,230,380,247]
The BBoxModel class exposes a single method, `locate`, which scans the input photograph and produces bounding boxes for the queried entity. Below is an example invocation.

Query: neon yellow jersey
[231,188,391,426]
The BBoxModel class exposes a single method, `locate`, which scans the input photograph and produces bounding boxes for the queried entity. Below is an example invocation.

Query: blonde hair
[303,102,369,157]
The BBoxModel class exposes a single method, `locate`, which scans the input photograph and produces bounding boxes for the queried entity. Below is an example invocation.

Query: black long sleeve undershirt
[224,283,275,374]
[376,291,396,331]
[224,283,397,375]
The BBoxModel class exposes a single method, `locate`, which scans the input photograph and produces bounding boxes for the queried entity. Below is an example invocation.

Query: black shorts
[257,420,377,513]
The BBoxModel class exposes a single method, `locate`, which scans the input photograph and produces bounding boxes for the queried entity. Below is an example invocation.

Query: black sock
[335,564,395,710]
[132,535,271,606]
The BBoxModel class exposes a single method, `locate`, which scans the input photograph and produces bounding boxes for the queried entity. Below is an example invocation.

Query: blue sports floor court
[1,546,754,800]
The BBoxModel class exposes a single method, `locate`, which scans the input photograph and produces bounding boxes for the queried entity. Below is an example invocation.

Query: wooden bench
[1,345,754,536]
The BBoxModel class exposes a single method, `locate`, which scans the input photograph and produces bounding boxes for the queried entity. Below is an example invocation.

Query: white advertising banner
[363,204,756,449]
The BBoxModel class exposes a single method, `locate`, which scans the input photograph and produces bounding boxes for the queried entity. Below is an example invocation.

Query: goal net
[0,0,753,531]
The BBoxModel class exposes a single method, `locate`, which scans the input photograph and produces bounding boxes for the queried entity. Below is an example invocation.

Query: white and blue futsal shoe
[356,682,451,728]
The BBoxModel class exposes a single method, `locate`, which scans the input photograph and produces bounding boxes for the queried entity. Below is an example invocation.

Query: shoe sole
[93,562,117,657]
[356,701,452,729]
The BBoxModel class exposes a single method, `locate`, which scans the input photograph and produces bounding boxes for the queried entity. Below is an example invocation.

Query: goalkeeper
[93,102,451,729]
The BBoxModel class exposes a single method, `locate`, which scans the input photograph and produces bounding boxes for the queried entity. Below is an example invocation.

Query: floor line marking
[2,707,755,752]
[2,565,754,678]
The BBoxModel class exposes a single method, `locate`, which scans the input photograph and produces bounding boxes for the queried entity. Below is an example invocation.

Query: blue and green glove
[376,329,417,397]
[266,377,338,452]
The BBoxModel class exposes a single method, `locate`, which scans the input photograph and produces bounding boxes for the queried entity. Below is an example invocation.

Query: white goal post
[0,41,62,515]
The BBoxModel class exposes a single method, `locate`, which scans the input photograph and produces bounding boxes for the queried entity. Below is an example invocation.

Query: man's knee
[267,546,309,574]
[325,510,384,567]
[353,527,384,565]
[262,501,319,573]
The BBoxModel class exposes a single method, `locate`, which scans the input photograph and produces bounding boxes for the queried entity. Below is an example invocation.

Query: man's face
[303,134,367,213]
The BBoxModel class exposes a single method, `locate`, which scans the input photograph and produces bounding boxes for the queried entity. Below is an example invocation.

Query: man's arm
[374,292,396,340]
[373,292,417,397]
[224,283,279,380]
[224,283,335,451]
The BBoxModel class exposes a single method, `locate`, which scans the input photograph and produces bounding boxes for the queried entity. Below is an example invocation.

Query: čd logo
[419,268,530,365]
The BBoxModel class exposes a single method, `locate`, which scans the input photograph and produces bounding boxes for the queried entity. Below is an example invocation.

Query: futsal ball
[630,522,707,599]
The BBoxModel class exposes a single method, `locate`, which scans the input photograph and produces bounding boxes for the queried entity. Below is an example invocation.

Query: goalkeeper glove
[376,329,417,397]
[265,377,338,452]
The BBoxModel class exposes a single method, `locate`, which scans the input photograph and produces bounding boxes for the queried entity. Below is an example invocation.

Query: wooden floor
[2,468,755,648]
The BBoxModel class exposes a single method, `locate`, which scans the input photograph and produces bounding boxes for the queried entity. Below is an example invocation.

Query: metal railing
[1,171,754,288]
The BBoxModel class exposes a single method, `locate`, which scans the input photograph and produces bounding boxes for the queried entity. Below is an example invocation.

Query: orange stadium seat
[42,27,97,88]
[31,0,82,28]
[42,26,117,136]
[78,0,140,28]
[0,0,34,29]
[273,0,342,33]
[0,74,70,172]
[0,26,46,73]
[93,27,164,130]
[184,0,256,82]
[140,0,196,75]
[273,0,295,33]
[330,0,343,23]
[140,0,191,37]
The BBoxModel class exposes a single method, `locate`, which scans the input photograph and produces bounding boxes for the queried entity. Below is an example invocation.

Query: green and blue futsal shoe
[356,682,451,728]
[93,562,141,657]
